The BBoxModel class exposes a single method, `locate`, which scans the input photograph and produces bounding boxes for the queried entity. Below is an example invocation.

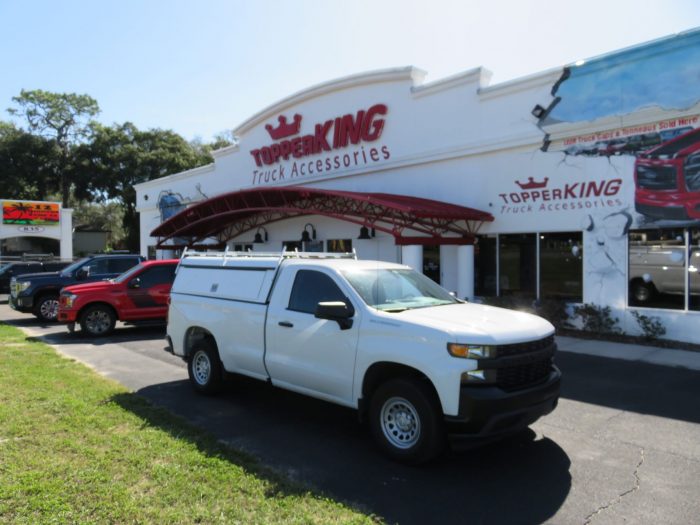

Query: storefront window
[422,245,440,284]
[499,234,536,298]
[628,228,687,309]
[540,232,583,302]
[690,228,700,311]
[326,239,352,253]
[475,235,497,296]
[233,243,253,252]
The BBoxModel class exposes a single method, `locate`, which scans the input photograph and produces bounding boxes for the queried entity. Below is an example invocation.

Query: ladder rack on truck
[179,246,358,261]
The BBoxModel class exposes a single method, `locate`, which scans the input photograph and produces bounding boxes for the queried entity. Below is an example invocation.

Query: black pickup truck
[0,260,72,294]
[8,253,144,321]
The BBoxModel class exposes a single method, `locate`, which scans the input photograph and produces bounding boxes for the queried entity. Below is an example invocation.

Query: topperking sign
[249,103,391,185]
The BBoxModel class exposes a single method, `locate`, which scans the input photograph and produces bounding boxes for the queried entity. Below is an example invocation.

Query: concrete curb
[556,335,700,371]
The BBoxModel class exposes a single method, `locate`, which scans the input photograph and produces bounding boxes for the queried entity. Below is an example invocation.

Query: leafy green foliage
[630,310,667,340]
[572,303,621,334]
[74,122,212,250]
[2,88,224,253]
[0,122,60,200]
[8,90,100,207]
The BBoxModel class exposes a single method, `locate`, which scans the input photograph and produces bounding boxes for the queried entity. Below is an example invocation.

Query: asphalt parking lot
[2,298,700,525]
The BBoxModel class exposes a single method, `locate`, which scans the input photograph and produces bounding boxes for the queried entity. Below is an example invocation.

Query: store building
[0,199,73,260]
[136,29,700,344]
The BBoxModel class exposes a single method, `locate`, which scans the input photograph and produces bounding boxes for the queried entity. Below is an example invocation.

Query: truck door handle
[278,321,294,328]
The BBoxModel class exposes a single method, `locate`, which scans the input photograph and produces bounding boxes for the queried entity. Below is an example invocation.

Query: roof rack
[180,248,358,261]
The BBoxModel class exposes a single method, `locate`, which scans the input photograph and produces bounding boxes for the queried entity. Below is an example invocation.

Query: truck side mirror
[315,301,354,330]
[128,277,141,289]
[76,267,89,280]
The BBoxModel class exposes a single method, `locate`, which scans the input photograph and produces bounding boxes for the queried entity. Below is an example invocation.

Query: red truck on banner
[634,127,700,220]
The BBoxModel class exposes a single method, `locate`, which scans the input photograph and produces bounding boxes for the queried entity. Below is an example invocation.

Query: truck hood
[384,303,554,345]
[11,271,65,284]
[63,280,117,294]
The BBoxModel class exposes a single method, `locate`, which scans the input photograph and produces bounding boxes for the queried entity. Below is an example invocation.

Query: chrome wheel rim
[40,298,59,320]
[192,351,211,385]
[84,310,112,334]
[635,285,650,302]
[380,396,421,449]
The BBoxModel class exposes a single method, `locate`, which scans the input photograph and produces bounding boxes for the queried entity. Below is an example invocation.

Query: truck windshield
[341,268,458,311]
[60,258,89,276]
[113,263,145,283]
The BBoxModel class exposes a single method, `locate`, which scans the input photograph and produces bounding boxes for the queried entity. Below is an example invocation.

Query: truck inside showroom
[137,28,700,345]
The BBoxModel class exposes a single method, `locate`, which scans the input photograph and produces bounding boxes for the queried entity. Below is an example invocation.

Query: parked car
[166,250,560,464]
[629,243,700,303]
[58,259,179,336]
[9,253,144,322]
[0,260,71,294]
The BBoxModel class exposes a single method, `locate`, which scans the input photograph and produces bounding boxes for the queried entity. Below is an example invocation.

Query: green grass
[0,323,377,524]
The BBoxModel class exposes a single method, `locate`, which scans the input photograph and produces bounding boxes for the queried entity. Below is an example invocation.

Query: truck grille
[491,336,555,391]
[497,358,553,391]
[497,335,554,358]
[636,165,677,190]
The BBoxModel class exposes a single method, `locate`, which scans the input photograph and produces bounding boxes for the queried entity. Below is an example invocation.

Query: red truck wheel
[80,304,116,337]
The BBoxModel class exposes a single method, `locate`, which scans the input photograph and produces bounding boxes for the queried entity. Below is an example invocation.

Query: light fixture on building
[531,104,546,119]
[300,223,316,243]
[253,226,268,244]
[358,226,375,239]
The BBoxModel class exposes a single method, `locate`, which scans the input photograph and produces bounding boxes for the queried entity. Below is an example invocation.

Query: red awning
[151,186,493,248]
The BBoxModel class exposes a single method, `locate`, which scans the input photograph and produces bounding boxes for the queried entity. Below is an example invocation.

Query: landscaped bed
[0,323,374,524]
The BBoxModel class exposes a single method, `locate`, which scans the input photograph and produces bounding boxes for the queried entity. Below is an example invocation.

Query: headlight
[447,343,495,359]
[62,293,78,308]
[17,281,32,292]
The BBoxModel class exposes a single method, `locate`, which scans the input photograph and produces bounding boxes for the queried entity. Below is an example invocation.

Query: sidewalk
[556,335,700,371]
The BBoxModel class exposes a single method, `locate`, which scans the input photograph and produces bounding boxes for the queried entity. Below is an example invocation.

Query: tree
[0,122,60,201]
[75,122,212,251]
[8,89,99,207]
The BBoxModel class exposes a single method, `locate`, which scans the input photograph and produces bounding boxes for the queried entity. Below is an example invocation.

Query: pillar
[457,244,475,300]
[401,244,423,273]
[60,208,73,260]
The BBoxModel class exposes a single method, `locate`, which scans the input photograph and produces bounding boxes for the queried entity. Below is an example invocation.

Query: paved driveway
[2,298,699,524]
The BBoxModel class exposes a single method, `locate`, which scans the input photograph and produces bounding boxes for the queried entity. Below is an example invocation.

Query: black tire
[33,294,60,322]
[187,343,223,395]
[369,378,445,464]
[631,281,654,303]
[79,304,117,337]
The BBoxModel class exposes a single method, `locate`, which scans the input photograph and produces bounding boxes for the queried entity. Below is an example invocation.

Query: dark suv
[9,254,144,321]
[0,260,72,294]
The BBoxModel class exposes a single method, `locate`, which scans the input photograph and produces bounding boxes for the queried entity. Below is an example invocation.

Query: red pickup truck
[58,259,179,337]
[634,127,700,220]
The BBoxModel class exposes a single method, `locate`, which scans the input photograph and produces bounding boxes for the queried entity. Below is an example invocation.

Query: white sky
[1,0,699,141]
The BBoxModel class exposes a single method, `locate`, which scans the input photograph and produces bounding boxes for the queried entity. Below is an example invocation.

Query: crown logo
[265,114,302,140]
[515,177,549,190]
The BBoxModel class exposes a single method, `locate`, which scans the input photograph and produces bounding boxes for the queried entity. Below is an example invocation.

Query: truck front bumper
[8,294,33,313]
[445,366,561,449]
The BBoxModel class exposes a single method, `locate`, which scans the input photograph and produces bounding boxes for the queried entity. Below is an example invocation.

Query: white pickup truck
[166,251,560,463]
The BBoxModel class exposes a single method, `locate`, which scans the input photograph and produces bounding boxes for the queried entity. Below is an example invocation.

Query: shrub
[572,303,621,334]
[534,299,572,330]
[630,310,666,340]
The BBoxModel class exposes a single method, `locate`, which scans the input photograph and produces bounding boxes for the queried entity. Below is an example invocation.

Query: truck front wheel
[34,294,60,322]
[187,343,222,394]
[369,378,445,464]
[80,304,116,337]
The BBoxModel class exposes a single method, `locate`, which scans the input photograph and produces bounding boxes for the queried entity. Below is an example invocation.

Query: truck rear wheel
[187,343,223,394]
[631,281,654,303]
[369,378,445,464]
